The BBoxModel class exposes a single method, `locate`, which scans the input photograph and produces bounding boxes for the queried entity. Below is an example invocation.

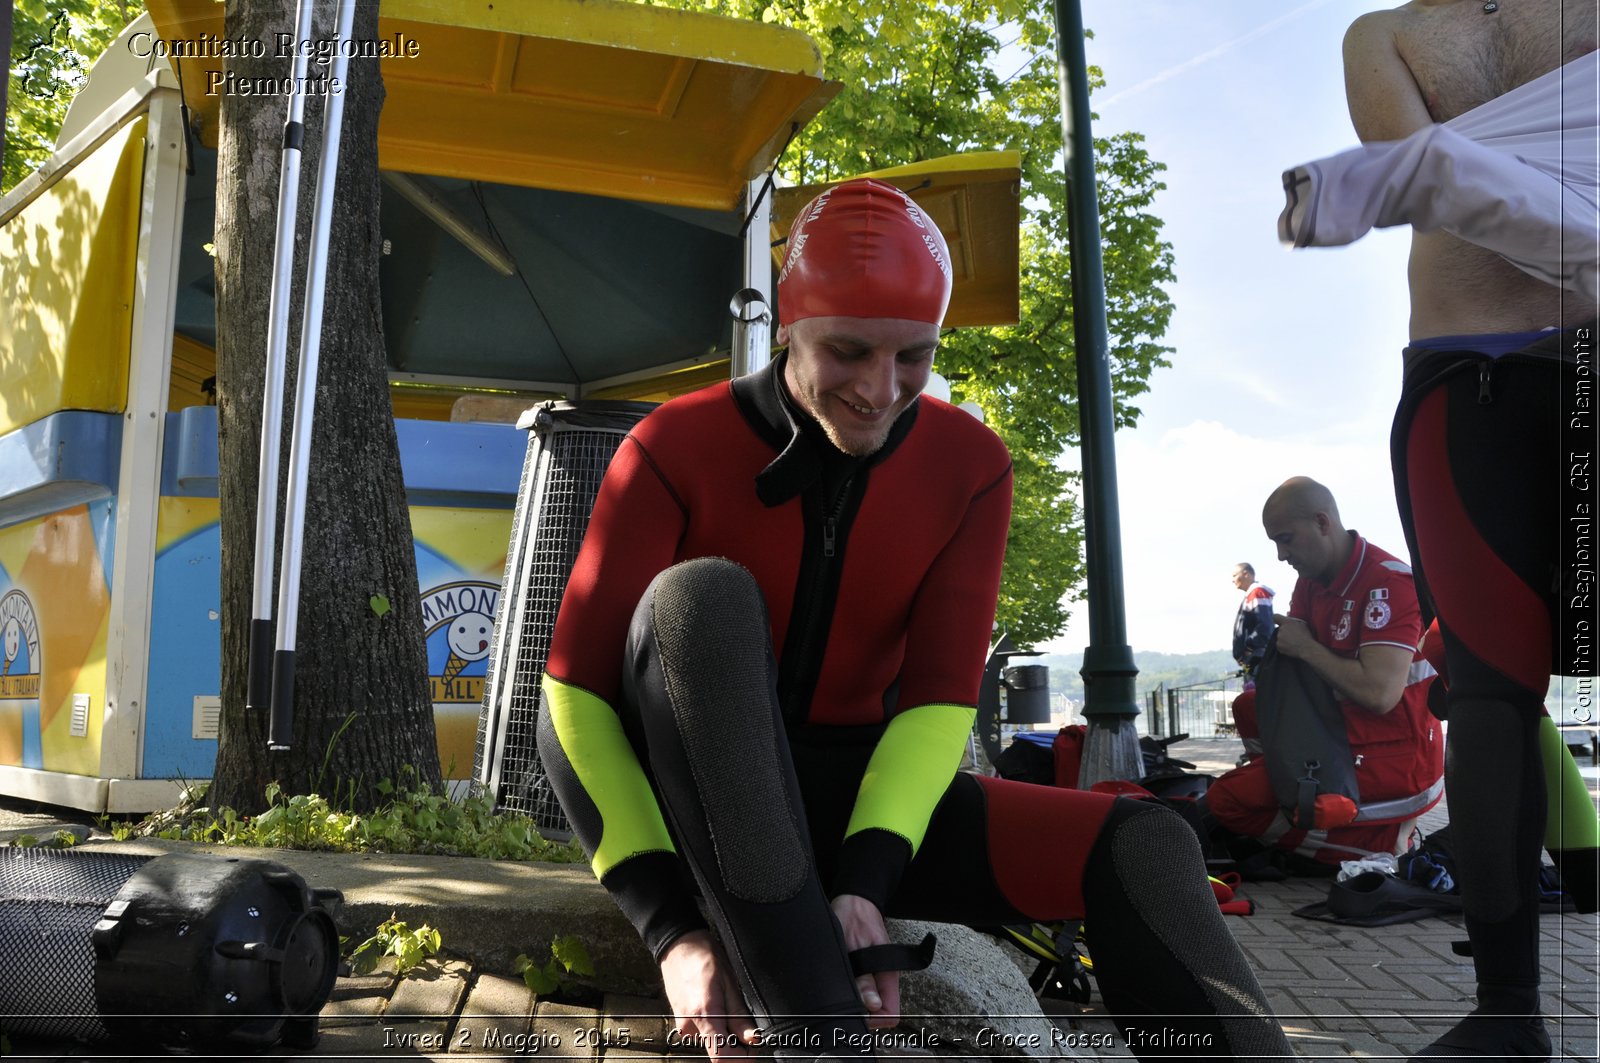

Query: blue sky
[1040,0,1415,655]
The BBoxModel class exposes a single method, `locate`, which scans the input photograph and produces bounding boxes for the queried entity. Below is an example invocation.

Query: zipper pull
[823,518,837,557]
[1478,363,1493,404]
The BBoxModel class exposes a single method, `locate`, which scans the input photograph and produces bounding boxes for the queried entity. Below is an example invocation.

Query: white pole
[268,0,358,751]
[247,0,317,718]
[731,178,773,376]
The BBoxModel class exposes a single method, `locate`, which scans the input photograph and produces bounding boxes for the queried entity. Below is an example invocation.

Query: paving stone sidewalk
[5,737,1598,1060]
[178,887,1600,1063]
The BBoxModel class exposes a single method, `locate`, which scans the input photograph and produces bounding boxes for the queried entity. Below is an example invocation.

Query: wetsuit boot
[1413,700,1549,1061]
[1411,920,1551,1060]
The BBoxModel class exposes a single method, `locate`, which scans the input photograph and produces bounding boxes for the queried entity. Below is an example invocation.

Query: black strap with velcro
[848,933,937,976]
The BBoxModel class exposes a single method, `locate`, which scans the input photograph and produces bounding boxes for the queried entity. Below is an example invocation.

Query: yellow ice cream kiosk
[0,0,1019,812]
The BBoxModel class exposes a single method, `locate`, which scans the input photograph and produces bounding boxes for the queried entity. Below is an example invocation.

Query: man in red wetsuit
[535,179,1289,1061]
[1208,478,1443,865]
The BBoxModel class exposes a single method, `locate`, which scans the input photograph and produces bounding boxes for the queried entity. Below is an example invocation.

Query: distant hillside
[1042,648,1238,709]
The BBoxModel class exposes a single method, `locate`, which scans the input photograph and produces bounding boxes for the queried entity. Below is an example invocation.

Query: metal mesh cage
[0,849,151,1041]
[475,401,654,834]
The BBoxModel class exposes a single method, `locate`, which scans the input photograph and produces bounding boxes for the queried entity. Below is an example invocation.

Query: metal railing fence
[1145,673,1246,739]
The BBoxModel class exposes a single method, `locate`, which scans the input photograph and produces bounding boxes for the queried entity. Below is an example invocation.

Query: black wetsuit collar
[730,352,918,507]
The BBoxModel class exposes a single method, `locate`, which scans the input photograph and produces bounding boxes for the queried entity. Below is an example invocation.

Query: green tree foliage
[5,0,138,191]
[654,0,1176,644]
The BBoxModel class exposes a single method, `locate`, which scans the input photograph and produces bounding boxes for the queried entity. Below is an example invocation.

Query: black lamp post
[1052,0,1142,786]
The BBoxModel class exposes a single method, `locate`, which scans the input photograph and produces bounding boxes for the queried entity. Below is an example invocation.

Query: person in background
[1206,478,1443,869]
[1230,562,1274,686]
[1226,562,1275,755]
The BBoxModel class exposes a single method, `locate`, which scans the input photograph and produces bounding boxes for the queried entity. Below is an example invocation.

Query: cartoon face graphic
[447,612,494,662]
[2,618,18,667]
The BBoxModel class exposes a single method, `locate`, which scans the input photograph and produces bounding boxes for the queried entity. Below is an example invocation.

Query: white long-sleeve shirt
[1279,50,1598,301]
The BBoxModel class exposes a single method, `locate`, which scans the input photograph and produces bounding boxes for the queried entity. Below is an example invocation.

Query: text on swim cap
[805,189,834,222]
[778,232,809,285]
[896,189,928,230]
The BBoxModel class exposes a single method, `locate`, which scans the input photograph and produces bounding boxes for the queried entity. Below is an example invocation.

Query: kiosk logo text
[423,581,499,703]
[0,590,41,701]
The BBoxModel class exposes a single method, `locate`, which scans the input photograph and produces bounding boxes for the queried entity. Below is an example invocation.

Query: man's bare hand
[658,931,759,1060]
[1273,614,1316,659]
[831,893,899,1029]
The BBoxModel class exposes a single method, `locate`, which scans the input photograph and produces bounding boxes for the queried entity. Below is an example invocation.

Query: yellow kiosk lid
[145,0,840,211]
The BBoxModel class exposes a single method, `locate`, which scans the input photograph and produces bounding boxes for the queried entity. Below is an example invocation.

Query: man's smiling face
[778,315,939,457]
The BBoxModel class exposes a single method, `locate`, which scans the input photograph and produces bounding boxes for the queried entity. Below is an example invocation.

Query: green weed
[347,915,441,977]
[515,935,595,996]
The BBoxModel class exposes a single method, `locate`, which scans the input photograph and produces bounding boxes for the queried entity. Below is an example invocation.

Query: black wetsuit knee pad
[621,559,867,1038]
[628,557,809,903]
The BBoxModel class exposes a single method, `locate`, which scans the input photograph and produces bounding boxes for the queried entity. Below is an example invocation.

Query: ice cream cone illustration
[2,619,18,676]
[443,611,495,684]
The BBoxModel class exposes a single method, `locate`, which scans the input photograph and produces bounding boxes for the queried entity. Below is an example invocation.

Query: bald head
[1262,476,1352,584]
[1263,476,1343,528]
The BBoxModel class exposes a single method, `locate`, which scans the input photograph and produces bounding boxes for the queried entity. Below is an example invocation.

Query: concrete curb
[70,837,662,994]
[63,838,1053,1043]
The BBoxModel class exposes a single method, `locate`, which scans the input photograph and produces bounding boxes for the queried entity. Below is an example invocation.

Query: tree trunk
[211,0,440,813]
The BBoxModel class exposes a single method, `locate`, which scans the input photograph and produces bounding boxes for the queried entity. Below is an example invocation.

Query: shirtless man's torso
[1342,0,1597,337]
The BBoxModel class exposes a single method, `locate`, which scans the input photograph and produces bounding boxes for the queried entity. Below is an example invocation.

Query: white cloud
[1043,416,1410,656]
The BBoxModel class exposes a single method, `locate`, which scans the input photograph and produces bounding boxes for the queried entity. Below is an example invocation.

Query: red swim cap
[777,178,953,326]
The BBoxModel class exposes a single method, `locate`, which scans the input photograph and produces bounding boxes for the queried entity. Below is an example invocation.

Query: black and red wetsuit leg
[1395,352,1566,1059]
[877,776,1292,1059]
[798,743,1291,1060]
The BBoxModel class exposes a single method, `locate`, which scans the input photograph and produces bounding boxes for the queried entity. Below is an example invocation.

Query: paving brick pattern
[5,739,1597,1060]
[288,910,1599,1063]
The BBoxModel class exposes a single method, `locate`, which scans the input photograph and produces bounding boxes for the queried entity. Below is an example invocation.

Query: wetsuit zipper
[779,472,861,721]
[822,492,845,557]
[1478,362,1493,404]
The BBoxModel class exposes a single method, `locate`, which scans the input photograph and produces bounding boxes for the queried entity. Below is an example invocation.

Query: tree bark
[211,0,439,813]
